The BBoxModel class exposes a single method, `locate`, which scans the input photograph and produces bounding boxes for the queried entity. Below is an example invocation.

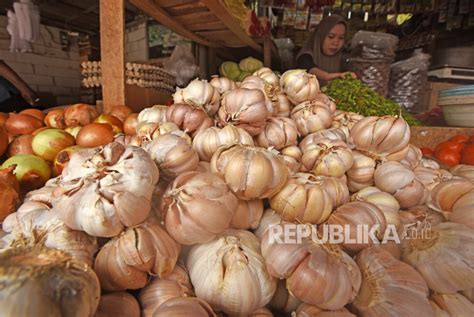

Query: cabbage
[237,71,251,82]
[219,62,241,81]
[239,57,263,73]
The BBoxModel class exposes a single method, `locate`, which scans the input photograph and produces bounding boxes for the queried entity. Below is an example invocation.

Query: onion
[76,123,114,148]
[52,145,84,176]
[0,125,8,156]
[7,134,34,157]
[0,112,8,126]
[63,103,98,127]
[0,166,20,222]
[5,113,43,136]
[108,104,133,122]
[44,108,66,129]
[32,128,76,161]
[19,108,44,121]
[94,114,123,134]
[64,125,82,139]
[1,154,51,191]
[123,113,138,135]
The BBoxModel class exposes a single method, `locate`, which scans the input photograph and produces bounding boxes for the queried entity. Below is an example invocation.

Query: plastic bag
[350,31,399,59]
[163,43,200,87]
[388,49,431,112]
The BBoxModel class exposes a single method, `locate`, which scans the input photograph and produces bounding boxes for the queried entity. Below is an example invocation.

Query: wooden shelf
[410,126,474,149]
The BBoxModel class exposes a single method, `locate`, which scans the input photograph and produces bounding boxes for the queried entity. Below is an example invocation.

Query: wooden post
[263,35,271,68]
[99,0,125,113]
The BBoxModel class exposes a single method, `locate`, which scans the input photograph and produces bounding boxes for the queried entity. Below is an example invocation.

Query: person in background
[296,14,356,86]
[0,59,39,113]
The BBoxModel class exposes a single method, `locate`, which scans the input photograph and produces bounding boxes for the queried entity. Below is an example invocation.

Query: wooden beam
[200,0,262,53]
[100,0,126,111]
[130,0,217,47]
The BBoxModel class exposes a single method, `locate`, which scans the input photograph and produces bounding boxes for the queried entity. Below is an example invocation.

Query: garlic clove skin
[269,279,302,314]
[291,102,333,137]
[430,293,474,316]
[210,76,237,94]
[94,292,140,317]
[280,69,320,105]
[255,117,298,150]
[428,179,474,213]
[173,78,220,116]
[292,303,356,317]
[230,198,264,230]
[137,105,168,124]
[152,297,217,317]
[450,164,474,182]
[346,151,377,193]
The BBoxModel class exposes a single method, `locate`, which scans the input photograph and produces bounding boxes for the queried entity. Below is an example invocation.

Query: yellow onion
[94,292,140,317]
[269,280,301,314]
[0,245,100,317]
[123,113,138,136]
[94,219,180,291]
[186,229,277,316]
[64,125,82,139]
[0,166,20,222]
[399,144,423,169]
[253,67,280,87]
[274,93,292,117]
[54,143,159,237]
[346,151,376,192]
[256,117,298,150]
[7,134,34,157]
[290,102,333,136]
[280,69,319,105]
[431,293,474,316]
[210,144,288,200]
[351,247,433,316]
[76,123,114,148]
[210,76,237,94]
[374,161,428,208]
[217,88,268,136]
[139,265,194,317]
[192,125,254,162]
[280,145,303,173]
[350,116,410,159]
[152,297,216,317]
[331,110,364,141]
[173,78,220,116]
[5,113,43,136]
[450,164,474,182]
[414,166,453,192]
[44,108,66,129]
[63,103,98,127]
[270,173,333,224]
[293,304,356,317]
[301,138,354,178]
[161,171,237,245]
[401,222,474,293]
[31,128,75,161]
[137,105,168,124]
[107,104,133,122]
[260,223,361,310]
[145,133,198,180]
[351,187,400,229]
[326,201,387,254]
[231,199,264,230]
[1,154,51,192]
[166,103,214,137]
[94,114,124,135]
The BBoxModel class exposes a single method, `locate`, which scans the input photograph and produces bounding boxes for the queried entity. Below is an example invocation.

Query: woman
[0,59,39,113]
[296,15,355,86]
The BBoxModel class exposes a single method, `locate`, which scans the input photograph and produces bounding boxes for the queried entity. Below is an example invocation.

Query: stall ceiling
[0,0,142,35]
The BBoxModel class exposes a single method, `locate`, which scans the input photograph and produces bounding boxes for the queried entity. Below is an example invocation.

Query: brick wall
[0,15,82,106]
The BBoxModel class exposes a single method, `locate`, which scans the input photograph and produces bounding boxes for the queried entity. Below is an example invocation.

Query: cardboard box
[124,85,173,113]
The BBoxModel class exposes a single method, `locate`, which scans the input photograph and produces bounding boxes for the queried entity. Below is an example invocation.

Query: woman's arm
[308,67,356,82]
[0,60,37,104]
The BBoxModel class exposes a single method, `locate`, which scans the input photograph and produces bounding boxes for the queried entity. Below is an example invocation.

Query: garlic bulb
[274,93,292,117]
[351,187,400,229]
[292,304,356,317]
[326,201,387,254]
[301,138,354,178]
[420,157,441,169]
[217,88,269,136]
[161,171,237,245]
[260,223,361,310]
[139,265,194,317]
[94,219,180,291]
[280,69,319,105]
[280,145,303,173]
[399,205,446,227]
[352,247,433,316]
[414,166,453,192]
[430,300,450,317]
[231,198,264,230]
[318,175,350,208]
[145,133,199,180]
[385,144,410,162]
[253,67,280,87]
[240,75,278,115]
[450,190,474,229]
[312,92,337,114]
[399,144,422,169]
[429,178,474,213]
[256,117,298,150]
[254,209,283,241]
[0,245,100,317]
[431,293,474,316]
[291,101,333,136]
[210,76,237,94]
[331,110,364,141]
[450,164,474,182]
[346,151,376,192]
[270,173,333,224]
[173,78,220,116]
[461,289,474,302]
[133,121,181,145]
[95,292,140,317]
[192,125,254,162]
[210,144,288,200]
[350,116,410,159]
[137,105,168,124]
[152,297,216,317]
[401,222,474,293]
[150,179,169,221]
[166,103,215,137]
[269,280,301,314]
[186,229,277,316]
[249,307,274,316]
[374,161,428,208]
[54,143,159,237]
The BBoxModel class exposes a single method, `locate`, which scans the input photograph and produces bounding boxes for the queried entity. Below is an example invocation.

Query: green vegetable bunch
[322,75,421,126]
